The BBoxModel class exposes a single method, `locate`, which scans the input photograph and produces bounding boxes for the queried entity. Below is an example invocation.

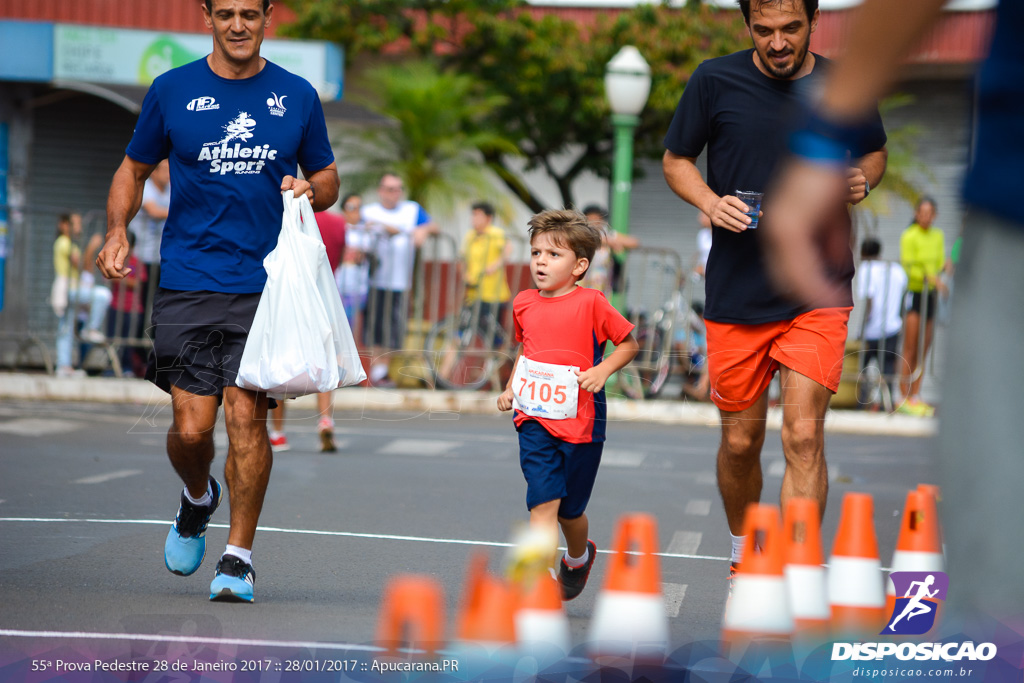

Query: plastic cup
[736,190,763,229]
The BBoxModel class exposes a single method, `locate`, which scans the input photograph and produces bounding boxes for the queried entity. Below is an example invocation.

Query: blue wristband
[789,107,877,165]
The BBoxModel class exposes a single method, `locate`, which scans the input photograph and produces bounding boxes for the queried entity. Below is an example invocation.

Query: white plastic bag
[236,190,367,398]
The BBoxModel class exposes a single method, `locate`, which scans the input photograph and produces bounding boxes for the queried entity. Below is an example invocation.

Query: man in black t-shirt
[662,0,887,582]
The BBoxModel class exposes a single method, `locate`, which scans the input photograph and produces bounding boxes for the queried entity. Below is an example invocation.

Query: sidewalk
[0,371,936,437]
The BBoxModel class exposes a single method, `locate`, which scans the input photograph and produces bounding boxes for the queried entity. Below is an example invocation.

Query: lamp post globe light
[604,46,651,241]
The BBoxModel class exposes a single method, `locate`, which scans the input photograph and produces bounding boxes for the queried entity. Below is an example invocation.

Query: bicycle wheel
[426,317,502,390]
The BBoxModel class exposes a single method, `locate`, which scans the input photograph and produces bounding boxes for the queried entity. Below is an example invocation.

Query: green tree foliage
[279,0,520,58]
[447,5,749,209]
[280,1,747,209]
[337,61,519,220]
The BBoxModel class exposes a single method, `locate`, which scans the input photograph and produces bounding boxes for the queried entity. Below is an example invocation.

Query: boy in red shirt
[498,209,639,600]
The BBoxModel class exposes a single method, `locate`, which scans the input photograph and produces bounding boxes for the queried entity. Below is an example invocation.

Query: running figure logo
[220,111,257,144]
[883,571,948,635]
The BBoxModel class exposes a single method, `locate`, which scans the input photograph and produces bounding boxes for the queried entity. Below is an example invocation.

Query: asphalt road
[0,398,935,672]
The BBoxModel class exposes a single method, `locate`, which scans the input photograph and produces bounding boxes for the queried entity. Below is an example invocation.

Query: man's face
[203,0,272,68]
[471,209,490,233]
[747,0,817,80]
[378,175,404,209]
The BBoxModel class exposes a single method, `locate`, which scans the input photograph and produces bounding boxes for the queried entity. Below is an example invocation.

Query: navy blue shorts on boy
[517,419,603,519]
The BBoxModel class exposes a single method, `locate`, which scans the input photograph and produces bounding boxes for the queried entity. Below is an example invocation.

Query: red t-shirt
[110,256,148,314]
[315,211,346,272]
[512,286,634,444]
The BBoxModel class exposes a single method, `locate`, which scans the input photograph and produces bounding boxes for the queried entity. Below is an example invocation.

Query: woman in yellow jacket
[898,197,947,416]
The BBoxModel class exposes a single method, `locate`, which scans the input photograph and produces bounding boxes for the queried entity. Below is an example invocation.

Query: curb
[0,372,936,438]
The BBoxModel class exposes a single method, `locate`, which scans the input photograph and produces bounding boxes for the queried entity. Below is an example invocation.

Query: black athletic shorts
[907,290,937,317]
[145,288,267,403]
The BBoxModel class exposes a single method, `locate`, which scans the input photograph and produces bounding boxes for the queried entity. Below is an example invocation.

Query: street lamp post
[604,46,651,241]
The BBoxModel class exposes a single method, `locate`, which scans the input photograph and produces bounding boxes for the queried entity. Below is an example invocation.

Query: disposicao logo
[883,571,948,635]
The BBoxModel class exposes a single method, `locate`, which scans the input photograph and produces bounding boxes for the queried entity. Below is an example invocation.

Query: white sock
[224,545,252,565]
[269,430,284,440]
[730,533,746,565]
[564,547,589,569]
[370,363,389,382]
[184,483,212,507]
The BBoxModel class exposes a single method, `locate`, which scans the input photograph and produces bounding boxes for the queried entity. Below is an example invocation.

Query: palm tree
[335,60,520,222]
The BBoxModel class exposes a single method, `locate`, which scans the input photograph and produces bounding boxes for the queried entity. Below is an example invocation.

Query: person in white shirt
[361,173,438,385]
[127,159,170,312]
[856,237,907,405]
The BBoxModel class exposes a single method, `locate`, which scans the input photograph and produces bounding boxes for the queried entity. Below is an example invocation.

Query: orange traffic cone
[587,513,669,660]
[917,484,945,555]
[883,489,944,635]
[515,570,572,657]
[376,575,445,656]
[455,552,517,648]
[783,498,830,638]
[828,492,885,636]
[722,504,793,649]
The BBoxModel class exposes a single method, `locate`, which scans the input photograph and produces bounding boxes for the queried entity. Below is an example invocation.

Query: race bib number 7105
[512,356,579,420]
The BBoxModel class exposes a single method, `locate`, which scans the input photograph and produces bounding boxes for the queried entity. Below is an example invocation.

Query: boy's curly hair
[527,209,603,277]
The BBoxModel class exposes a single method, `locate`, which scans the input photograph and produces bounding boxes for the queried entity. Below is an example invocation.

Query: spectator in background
[582,204,639,300]
[336,192,371,338]
[128,159,170,312]
[856,237,906,408]
[362,172,438,387]
[51,212,112,377]
[898,196,945,416]
[462,201,512,328]
[269,206,347,454]
[106,230,149,376]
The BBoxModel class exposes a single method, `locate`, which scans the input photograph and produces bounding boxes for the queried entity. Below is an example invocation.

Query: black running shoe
[558,539,597,601]
[209,555,256,603]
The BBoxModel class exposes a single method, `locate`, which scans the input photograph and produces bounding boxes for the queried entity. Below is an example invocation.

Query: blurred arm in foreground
[762,0,947,306]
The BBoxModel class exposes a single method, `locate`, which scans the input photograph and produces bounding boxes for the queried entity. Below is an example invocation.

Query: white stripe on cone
[829,556,884,608]
[886,550,944,592]
[785,564,830,622]
[516,610,571,655]
[723,575,794,635]
[588,592,669,658]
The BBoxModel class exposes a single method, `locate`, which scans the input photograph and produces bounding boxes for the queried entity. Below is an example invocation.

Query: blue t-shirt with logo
[126,58,335,293]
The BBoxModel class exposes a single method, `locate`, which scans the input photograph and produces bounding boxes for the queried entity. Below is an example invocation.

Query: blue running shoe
[209,555,255,603]
[164,477,222,577]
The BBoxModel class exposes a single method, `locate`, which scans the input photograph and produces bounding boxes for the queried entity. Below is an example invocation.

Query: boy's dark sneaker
[164,477,222,576]
[209,555,256,603]
[559,539,597,601]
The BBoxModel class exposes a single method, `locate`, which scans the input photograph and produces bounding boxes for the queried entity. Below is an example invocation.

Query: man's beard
[760,42,809,79]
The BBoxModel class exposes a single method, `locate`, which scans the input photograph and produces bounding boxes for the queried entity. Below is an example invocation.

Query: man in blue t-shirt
[96,0,339,604]
[763,0,1023,624]
[662,0,887,585]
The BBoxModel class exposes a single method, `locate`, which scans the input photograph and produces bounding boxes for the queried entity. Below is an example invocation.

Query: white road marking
[0,518,739,562]
[685,499,712,516]
[662,583,688,618]
[376,439,460,456]
[601,449,646,468]
[0,629,385,653]
[0,419,80,437]
[73,470,143,485]
[667,531,703,556]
